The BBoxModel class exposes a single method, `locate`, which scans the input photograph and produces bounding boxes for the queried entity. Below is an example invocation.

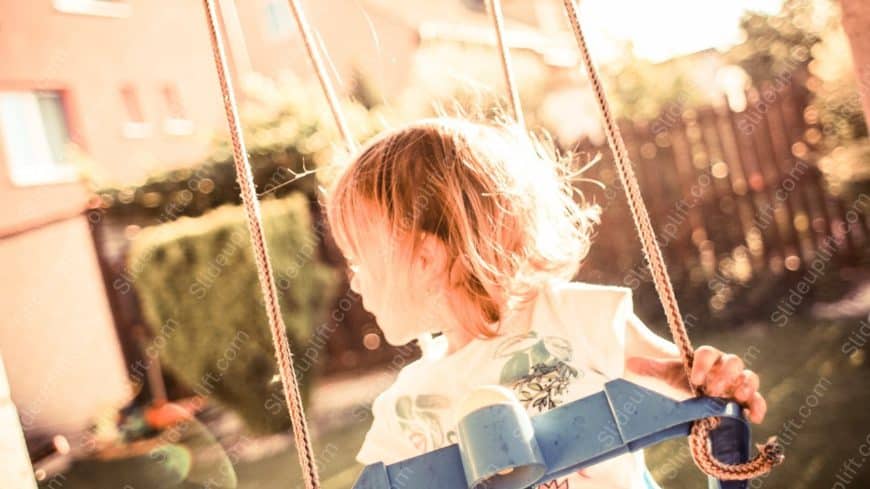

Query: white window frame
[122,121,151,139]
[163,118,194,136]
[53,0,131,18]
[0,91,78,187]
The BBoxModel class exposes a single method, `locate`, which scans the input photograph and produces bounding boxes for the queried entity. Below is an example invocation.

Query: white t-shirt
[356,279,660,489]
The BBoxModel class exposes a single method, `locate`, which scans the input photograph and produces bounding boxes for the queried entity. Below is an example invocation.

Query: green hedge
[128,194,339,433]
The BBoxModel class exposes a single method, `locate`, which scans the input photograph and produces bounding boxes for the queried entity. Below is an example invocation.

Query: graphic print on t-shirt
[394,393,458,452]
[495,331,582,413]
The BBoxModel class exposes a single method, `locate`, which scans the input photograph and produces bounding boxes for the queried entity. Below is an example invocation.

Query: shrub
[128,194,339,433]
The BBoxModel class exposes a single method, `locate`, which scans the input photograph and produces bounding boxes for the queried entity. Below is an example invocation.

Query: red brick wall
[0,0,234,439]
[0,0,227,187]
[0,216,130,441]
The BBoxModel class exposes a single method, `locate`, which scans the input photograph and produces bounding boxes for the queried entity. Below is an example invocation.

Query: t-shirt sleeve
[549,281,634,380]
[355,375,419,466]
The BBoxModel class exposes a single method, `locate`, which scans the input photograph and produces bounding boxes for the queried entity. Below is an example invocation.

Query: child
[326,117,766,489]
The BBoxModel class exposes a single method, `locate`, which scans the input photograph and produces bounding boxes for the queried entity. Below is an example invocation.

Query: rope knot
[758,437,785,465]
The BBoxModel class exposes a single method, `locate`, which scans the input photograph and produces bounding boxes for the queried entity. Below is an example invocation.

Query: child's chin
[382,329,415,347]
[382,334,409,347]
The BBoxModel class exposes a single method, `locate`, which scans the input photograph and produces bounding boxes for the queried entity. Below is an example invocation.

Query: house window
[162,85,184,120]
[121,85,144,122]
[264,0,294,40]
[120,85,150,139]
[161,84,193,136]
[0,91,77,186]
[53,0,131,18]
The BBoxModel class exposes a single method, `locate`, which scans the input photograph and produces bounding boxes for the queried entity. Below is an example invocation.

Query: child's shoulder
[393,281,635,383]
[542,279,634,317]
[534,280,635,379]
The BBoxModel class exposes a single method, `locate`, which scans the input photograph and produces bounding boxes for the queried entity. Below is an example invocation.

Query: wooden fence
[573,83,868,322]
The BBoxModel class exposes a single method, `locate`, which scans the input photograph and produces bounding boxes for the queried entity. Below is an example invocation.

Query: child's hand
[626,345,766,423]
[690,345,766,424]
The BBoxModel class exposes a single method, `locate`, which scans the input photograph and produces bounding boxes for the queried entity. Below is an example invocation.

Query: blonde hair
[326,117,599,338]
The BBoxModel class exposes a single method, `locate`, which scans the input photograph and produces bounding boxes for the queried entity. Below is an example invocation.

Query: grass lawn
[43,316,870,489]
[232,426,367,489]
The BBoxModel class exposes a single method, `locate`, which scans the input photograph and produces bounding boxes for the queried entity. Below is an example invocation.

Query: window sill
[163,118,194,136]
[53,0,131,19]
[122,122,151,139]
[9,165,79,187]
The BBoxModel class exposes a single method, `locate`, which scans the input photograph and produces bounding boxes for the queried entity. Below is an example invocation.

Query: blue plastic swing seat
[351,379,751,489]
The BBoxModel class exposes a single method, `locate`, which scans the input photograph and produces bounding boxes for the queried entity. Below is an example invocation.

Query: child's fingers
[744,391,767,424]
[707,354,744,396]
[690,346,722,387]
[733,370,760,404]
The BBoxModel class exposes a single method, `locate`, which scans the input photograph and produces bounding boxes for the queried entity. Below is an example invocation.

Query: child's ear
[417,233,449,277]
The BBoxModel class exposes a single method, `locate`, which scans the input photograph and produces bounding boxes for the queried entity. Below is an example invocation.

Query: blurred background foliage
[128,195,339,433]
[730,0,869,199]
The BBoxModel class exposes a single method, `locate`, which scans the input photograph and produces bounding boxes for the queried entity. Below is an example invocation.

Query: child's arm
[622,314,767,424]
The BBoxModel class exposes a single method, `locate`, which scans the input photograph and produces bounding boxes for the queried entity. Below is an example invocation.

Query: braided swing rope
[485,0,526,127]
[559,0,783,480]
[201,1,320,488]
[285,0,357,150]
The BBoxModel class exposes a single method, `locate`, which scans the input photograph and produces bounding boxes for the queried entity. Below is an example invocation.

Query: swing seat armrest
[351,379,751,489]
